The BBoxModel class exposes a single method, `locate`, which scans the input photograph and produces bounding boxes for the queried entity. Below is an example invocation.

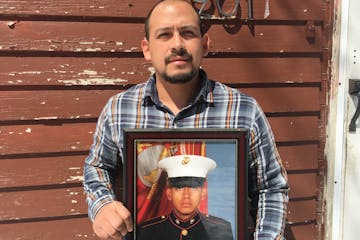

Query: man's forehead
[149,1,199,25]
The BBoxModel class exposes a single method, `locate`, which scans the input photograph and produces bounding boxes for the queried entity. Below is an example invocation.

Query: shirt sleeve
[83,98,121,221]
[248,102,289,240]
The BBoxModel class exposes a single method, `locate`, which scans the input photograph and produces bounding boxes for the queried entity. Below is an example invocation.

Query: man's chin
[163,70,196,84]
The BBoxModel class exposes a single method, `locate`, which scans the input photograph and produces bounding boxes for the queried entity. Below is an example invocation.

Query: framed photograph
[123,128,248,240]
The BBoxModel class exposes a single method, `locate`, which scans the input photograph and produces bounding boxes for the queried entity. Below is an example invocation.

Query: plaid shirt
[83,69,288,239]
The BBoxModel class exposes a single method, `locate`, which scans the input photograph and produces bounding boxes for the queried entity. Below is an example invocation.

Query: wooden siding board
[0,117,318,155]
[0,88,319,121]
[242,88,320,113]
[208,25,322,53]
[0,189,312,223]
[0,90,118,121]
[0,123,95,155]
[0,57,321,87]
[0,217,96,240]
[287,200,317,222]
[0,22,321,53]
[0,156,85,188]
[0,22,144,53]
[278,145,318,170]
[203,58,321,84]
[0,187,86,219]
[252,0,321,20]
[0,144,316,188]
[269,116,319,142]
[288,173,317,198]
[285,225,317,240]
[0,57,152,87]
[0,0,322,20]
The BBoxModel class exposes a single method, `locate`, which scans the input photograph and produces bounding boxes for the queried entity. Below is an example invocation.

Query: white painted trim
[332,0,350,239]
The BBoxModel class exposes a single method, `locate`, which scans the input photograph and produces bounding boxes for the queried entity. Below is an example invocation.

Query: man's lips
[180,202,193,207]
[168,57,189,63]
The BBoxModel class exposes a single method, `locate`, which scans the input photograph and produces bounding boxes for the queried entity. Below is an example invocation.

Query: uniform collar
[169,211,202,229]
[142,69,215,108]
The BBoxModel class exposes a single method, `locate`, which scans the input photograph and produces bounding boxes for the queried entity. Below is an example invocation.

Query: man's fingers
[104,210,125,239]
[114,202,134,232]
[92,224,108,239]
[93,201,134,239]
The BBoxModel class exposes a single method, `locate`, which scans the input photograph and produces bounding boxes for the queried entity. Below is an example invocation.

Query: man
[83,0,289,239]
[137,155,233,240]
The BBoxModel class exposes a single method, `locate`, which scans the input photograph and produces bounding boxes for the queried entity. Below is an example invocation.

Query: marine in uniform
[137,155,234,240]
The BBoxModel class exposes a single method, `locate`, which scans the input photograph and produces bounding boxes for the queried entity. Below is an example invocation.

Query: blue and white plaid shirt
[83,69,288,239]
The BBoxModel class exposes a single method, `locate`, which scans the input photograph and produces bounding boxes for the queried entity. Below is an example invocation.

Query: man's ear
[166,188,172,201]
[202,33,210,56]
[201,187,207,200]
[141,38,151,61]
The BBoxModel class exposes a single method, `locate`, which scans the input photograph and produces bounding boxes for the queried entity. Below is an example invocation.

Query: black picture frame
[123,128,249,240]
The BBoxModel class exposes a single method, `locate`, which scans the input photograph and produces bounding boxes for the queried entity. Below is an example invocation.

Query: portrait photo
[122,129,248,240]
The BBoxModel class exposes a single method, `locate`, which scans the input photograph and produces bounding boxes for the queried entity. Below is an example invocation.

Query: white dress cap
[158,155,217,178]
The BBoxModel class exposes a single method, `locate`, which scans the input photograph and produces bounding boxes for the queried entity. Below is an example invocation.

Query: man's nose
[172,32,184,48]
[182,187,191,197]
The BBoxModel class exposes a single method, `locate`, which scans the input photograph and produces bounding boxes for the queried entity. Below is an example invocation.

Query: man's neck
[156,75,201,115]
[172,209,199,222]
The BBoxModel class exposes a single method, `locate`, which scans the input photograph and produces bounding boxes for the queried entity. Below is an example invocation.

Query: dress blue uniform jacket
[137,211,234,240]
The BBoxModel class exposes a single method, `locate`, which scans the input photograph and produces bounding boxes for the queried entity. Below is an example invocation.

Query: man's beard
[161,67,197,84]
[161,49,198,84]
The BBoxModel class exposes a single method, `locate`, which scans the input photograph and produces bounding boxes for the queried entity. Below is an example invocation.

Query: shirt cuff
[88,195,115,222]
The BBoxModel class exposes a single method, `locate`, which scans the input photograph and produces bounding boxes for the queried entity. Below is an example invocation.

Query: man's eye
[157,32,171,38]
[182,31,196,38]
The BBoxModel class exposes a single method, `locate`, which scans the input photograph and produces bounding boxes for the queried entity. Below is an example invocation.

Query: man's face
[166,186,206,220]
[141,1,209,84]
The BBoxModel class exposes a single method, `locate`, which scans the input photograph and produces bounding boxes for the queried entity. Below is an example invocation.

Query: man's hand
[92,201,133,239]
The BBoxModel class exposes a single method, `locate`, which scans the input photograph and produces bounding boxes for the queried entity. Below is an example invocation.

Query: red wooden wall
[0,0,332,239]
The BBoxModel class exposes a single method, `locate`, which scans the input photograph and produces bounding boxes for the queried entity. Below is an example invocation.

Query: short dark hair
[144,0,204,40]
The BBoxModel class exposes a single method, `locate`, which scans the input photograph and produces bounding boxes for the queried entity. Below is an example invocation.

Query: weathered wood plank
[0,88,319,121]
[0,156,85,188]
[252,0,321,20]
[0,22,144,53]
[0,123,95,155]
[0,185,313,223]
[0,218,315,240]
[268,116,319,142]
[0,117,319,155]
[204,58,321,85]
[285,224,316,240]
[208,25,321,53]
[0,57,321,86]
[287,200,316,222]
[0,0,322,20]
[0,187,86,219]
[0,57,151,87]
[288,173,317,198]
[0,22,322,53]
[0,145,317,188]
[0,217,96,240]
[279,145,318,170]
[241,88,319,113]
[0,90,117,121]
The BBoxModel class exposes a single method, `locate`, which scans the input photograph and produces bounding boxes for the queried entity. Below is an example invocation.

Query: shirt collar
[142,69,214,107]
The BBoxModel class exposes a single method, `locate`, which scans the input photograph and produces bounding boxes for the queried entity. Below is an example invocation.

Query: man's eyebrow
[154,27,173,35]
[154,25,200,35]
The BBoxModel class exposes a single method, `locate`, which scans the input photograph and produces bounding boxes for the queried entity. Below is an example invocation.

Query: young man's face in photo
[166,186,207,220]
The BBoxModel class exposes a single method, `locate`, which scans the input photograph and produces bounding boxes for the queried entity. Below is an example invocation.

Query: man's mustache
[165,49,193,64]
